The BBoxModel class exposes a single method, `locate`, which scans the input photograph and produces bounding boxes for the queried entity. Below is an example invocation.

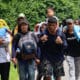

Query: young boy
[46,7,59,23]
[38,17,67,80]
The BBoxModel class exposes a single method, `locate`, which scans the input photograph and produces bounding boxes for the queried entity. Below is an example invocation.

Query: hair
[48,17,57,24]
[18,20,30,33]
[17,17,26,25]
[46,7,54,13]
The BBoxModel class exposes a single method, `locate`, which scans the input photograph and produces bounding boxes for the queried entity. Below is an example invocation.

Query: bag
[74,25,80,42]
[21,42,36,54]
[18,32,37,59]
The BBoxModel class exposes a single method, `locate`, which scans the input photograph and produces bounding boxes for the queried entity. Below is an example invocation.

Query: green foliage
[0,0,80,30]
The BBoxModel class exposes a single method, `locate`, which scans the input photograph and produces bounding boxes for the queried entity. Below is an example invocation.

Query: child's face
[48,23,57,33]
[47,9,54,17]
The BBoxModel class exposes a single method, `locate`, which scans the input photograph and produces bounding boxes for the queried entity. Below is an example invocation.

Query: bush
[0,0,80,30]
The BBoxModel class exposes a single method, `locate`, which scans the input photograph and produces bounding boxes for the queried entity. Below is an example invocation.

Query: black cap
[48,17,57,24]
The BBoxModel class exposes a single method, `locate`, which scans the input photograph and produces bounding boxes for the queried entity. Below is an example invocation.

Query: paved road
[61,60,69,80]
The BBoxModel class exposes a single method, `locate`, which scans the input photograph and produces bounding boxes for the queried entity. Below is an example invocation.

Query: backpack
[16,32,37,60]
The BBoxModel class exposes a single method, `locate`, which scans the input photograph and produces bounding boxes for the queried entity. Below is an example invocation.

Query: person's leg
[0,63,2,79]
[37,74,42,80]
[0,62,10,80]
[37,65,42,80]
[18,61,26,80]
[53,61,65,80]
[43,76,51,80]
[28,60,35,80]
[43,60,53,80]
[66,56,75,80]
[75,57,80,80]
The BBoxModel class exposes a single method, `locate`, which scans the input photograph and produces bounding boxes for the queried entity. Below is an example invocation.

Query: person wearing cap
[12,19,39,80]
[62,19,74,33]
[12,13,26,36]
[64,19,80,80]
[38,17,67,80]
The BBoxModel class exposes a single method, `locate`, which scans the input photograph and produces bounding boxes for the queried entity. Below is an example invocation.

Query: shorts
[38,59,64,78]
[52,61,65,78]
[38,59,53,77]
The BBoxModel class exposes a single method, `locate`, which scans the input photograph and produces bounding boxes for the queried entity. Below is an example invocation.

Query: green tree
[0,0,80,30]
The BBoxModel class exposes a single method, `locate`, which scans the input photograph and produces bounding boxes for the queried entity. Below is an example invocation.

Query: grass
[9,63,19,80]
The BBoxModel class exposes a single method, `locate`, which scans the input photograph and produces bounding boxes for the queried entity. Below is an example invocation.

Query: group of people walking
[0,7,80,80]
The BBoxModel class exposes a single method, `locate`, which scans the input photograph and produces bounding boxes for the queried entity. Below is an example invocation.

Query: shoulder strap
[30,32,37,43]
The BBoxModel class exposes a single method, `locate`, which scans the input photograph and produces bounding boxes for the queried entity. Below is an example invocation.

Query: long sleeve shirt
[38,29,67,63]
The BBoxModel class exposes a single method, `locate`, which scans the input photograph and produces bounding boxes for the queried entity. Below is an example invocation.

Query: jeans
[66,56,80,80]
[18,59,35,80]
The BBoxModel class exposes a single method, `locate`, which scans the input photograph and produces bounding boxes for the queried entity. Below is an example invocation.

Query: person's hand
[35,59,40,65]
[55,36,63,44]
[12,58,17,65]
[40,35,48,42]
[0,38,4,45]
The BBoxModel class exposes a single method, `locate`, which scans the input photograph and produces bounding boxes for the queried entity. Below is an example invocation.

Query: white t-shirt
[0,33,11,63]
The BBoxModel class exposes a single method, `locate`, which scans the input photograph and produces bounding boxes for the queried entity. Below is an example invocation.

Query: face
[34,24,39,32]
[48,23,57,33]
[21,23,28,33]
[67,22,74,30]
[74,20,79,25]
[40,24,46,32]
[47,9,54,17]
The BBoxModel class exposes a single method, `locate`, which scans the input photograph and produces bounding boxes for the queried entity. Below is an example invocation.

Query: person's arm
[12,40,17,58]
[0,38,4,45]
[12,34,20,65]
[61,32,68,49]
[7,29,12,36]
[12,34,21,58]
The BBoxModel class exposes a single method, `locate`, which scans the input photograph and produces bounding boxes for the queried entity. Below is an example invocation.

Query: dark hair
[18,20,30,33]
[48,17,57,24]
[62,19,67,27]
[17,17,26,24]
[46,7,54,13]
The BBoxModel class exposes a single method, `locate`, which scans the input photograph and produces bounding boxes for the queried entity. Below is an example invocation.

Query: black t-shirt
[65,32,80,57]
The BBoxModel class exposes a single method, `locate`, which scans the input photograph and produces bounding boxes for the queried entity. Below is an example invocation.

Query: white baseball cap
[18,13,25,18]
